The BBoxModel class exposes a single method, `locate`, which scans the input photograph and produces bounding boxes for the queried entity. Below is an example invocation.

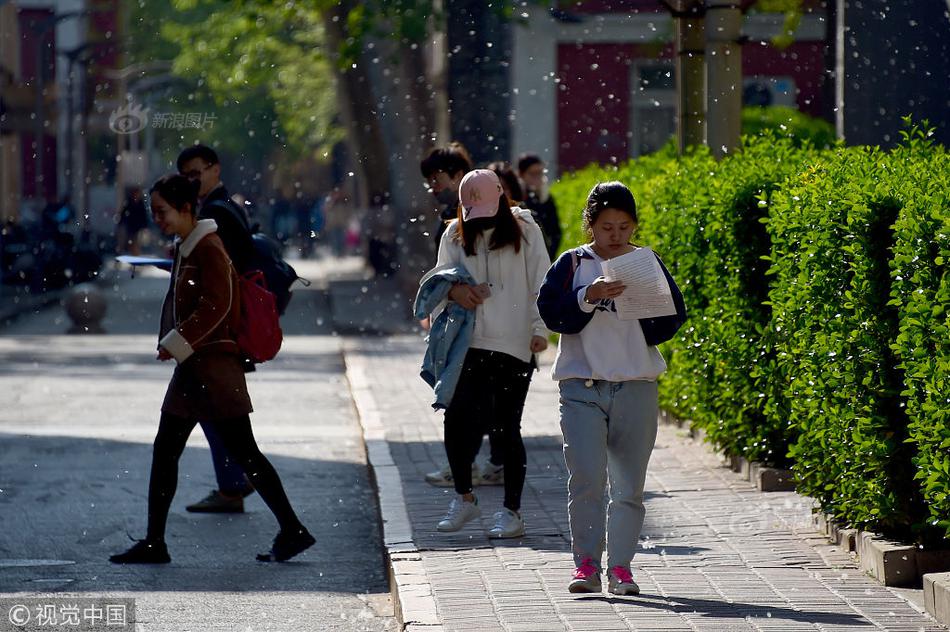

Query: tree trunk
[322,2,390,209]
[705,0,743,159]
[672,1,707,152]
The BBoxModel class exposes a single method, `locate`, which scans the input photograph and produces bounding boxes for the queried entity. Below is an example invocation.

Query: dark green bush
[644,137,817,464]
[890,124,950,540]
[766,146,927,536]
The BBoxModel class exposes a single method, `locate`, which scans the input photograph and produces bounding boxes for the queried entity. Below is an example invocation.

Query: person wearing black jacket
[176,144,257,513]
[420,142,472,247]
[518,153,562,260]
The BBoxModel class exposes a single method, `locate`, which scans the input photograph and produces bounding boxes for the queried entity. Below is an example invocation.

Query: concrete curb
[343,339,444,632]
[811,512,950,589]
[667,412,950,592]
[660,412,796,492]
[924,573,950,626]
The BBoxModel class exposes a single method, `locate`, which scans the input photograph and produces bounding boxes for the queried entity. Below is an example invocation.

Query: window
[630,61,676,157]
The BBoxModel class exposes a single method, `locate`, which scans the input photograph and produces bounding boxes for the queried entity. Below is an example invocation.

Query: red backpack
[236,270,282,363]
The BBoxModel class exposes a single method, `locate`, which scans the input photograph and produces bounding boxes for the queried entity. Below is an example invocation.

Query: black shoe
[185,489,244,513]
[256,528,315,562]
[109,539,170,564]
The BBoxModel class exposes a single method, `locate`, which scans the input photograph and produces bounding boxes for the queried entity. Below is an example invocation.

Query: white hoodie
[432,208,551,363]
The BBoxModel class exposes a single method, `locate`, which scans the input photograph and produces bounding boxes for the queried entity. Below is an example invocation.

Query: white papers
[116,255,173,270]
[599,247,676,320]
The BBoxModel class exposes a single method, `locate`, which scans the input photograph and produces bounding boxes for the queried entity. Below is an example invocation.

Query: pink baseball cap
[459,169,503,220]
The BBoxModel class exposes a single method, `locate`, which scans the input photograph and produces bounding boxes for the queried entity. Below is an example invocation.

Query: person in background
[419,142,495,487]
[176,144,257,514]
[420,142,473,247]
[323,186,353,258]
[518,153,562,260]
[109,174,314,564]
[427,169,551,539]
[115,187,149,255]
[486,161,524,207]
[536,181,685,595]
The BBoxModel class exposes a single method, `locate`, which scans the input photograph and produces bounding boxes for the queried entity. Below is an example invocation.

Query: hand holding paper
[599,247,676,320]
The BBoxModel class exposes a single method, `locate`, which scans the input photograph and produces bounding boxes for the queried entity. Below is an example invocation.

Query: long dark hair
[454,193,523,257]
[486,161,524,204]
[582,181,638,235]
[150,173,201,214]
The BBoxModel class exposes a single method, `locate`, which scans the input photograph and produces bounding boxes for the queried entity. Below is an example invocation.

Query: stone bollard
[65,283,107,334]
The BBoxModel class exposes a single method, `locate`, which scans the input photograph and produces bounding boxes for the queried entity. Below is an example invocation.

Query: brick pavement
[344,335,946,632]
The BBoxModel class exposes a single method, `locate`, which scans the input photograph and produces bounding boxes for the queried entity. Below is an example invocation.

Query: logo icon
[109,100,149,134]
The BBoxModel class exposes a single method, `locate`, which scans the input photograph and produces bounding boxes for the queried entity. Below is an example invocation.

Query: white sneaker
[424,462,482,487]
[436,496,481,532]
[479,461,504,486]
[487,508,524,539]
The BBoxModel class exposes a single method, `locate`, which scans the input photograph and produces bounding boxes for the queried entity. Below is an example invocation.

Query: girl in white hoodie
[429,169,551,539]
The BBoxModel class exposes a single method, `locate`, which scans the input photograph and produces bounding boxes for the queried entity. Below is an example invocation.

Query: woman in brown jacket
[110,174,314,564]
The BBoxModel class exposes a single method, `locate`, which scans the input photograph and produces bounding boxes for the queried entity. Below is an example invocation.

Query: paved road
[346,336,946,632]
[0,259,397,631]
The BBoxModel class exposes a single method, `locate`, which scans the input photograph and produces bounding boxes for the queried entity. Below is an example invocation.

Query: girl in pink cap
[425,168,551,539]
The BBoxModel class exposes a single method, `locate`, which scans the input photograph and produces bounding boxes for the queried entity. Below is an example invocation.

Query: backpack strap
[204,198,252,234]
[563,248,581,291]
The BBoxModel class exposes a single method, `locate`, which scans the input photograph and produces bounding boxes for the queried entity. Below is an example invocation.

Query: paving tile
[346,336,947,632]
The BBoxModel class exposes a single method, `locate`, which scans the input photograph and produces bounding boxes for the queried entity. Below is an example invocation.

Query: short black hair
[420,142,473,179]
[583,181,637,234]
[150,173,201,213]
[176,144,219,172]
[517,153,543,174]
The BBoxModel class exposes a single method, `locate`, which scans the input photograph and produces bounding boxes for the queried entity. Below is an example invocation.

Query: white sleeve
[576,286,597,313]
[524,221,552,337]
[436,220,461,268]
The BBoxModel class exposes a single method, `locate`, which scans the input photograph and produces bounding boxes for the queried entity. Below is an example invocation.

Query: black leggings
[444,349,533,511]
[146,412,302,541]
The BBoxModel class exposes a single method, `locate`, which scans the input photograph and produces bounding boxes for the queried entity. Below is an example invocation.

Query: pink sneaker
[607,566,640,596]
[568,558,601,593]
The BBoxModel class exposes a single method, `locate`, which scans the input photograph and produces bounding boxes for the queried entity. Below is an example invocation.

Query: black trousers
[146,412,302,541]
[444,349,533,511]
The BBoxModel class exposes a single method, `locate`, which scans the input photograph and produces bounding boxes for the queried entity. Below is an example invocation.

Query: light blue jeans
[559,378,658,571]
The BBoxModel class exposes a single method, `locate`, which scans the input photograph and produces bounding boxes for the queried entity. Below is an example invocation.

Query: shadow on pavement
[577,594,872,626]
[0,432,389,595]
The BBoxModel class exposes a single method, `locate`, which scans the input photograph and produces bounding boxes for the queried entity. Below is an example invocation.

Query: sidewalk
[342,335,946,632]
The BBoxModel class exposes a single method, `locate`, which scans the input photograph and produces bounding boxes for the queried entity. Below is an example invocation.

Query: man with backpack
[176,144,258,513]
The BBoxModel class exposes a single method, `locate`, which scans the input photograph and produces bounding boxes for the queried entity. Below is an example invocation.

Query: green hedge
[766,147,923,536]
[890,128,950,538]
[742,105,837,149]
[549,125,950,541]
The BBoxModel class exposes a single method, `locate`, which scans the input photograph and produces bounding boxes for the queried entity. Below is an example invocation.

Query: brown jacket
[159,220,241,361]
[159,220,252,420]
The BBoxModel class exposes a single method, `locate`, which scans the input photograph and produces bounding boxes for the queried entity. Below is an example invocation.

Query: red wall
[557,43,676,172]
[557,40,828,172]
[17,9,58,200]
[743,41,828,117]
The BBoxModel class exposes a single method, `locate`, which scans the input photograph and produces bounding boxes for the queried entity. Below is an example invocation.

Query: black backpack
[207,200,309,315]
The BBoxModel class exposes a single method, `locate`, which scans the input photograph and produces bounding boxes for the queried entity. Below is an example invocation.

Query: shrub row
[549,124,950,541]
